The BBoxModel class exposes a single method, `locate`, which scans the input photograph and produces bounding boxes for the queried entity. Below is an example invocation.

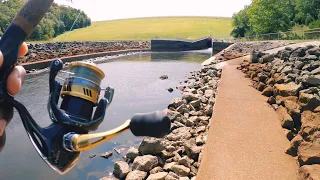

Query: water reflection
[0,50,211,180]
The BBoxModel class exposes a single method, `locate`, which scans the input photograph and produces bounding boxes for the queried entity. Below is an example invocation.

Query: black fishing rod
[0,0,170,175]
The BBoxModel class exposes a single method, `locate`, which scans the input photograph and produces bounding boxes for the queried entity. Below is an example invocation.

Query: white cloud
[55,0,252,21]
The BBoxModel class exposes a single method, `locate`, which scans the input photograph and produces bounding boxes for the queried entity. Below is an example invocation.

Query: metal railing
[219,28,320,43]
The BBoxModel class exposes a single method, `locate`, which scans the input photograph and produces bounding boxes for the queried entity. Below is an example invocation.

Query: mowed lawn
[53,16,232,41]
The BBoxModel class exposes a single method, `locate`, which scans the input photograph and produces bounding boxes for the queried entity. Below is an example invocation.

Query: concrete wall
[212,42,233,53]
[22,49,150,70]
[151,38,212,51]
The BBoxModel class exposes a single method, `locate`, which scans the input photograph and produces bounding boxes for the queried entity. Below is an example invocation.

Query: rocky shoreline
[19,41,150,64]
[238,45,320,179]
[100,56,222,180]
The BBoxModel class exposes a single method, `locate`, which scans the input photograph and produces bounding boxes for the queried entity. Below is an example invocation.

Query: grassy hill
[53,16,232,42]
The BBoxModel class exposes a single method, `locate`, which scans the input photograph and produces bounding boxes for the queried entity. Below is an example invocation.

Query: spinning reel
[0,0,171,175]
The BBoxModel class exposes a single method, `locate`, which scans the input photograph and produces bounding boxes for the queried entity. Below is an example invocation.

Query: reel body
[48,59,114,133]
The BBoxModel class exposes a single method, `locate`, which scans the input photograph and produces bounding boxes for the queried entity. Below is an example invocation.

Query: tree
[247,0,295,34]
[0,0,91,40]
[231,6,252,37]
[295,0,320,24]
[305,14,315,25]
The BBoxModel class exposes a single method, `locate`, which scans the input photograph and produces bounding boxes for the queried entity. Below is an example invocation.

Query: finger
[7,66,26,96]
[0,130,5,153]
[0,119,6,136]
[18,42,28,57]
[0,42,27,67]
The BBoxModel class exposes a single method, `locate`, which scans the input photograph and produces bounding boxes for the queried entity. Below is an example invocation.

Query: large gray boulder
[113,161,130,179]
[132,155,159,172]
[166,127,192,141]
[298,142,320,166]
[276,106,295,130]
[168,98,185,109]
[146,172,168,180]
[126,170,147,180]
[126,147,139,161]
[171,165,190,177]
[298,165,320,180]
[139,137,165,155]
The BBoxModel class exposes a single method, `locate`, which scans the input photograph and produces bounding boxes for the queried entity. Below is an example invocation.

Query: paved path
[196,56,298,180]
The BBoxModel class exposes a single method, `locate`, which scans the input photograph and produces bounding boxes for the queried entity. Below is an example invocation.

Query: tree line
[231,0,320,38]
[0,0,91,40]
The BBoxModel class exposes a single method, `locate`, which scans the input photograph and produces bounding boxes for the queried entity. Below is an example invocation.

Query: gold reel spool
[61,62,105,105]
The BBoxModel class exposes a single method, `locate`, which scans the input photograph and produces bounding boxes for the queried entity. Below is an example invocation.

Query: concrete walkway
[196,56,298,180]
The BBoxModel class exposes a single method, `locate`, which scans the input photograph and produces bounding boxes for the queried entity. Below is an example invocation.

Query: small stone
[196,135,205,146]
[139,137,165,155]
[168,98,185,109]
[89,154,96,158]
[257,82,266,91]
[204,90,215,98]
[113,161,130,179]
[266,78,276,85]
[268,96,276,105]
[274,82,303,97]
[179,177,190,180]
[168,88,174,93]
[184,140,201,161]
[302,55,318,61]
[304,75,320,86]
[286,135,303,157]
[132,155,158,172]
[166,109,182,122]
[163,162,178,171]
[298,142,320,166]
[160,75,168,80]
[298,165,320,180]
[283,129,295,141]
[126,170,147,180]
[311,67,320,75]
[299,89,320,111]
[126,147,139,161]
[150,166,163,174]
[186,116,199,127]
[101,152,113,159]
[262,86,274,97]
[276,106,294,130]
[166,127,192,141]
[260,54,275,63]
[183,92,200,103]
[301,111,320,126]
[178,156,194,168]
[147,172,168,180]
[189,100,201,109]
[176,104,189,114]
[165,172,180,180]
[204,104,213,116]
[171,165,190,177]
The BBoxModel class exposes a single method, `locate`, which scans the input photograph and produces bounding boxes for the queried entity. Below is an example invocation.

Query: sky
[55,0,252,21]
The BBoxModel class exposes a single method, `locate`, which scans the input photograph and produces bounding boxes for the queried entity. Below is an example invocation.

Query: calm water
[0,50,211,180]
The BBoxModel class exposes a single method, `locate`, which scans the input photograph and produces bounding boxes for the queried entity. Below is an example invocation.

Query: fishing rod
[0,0,170,175]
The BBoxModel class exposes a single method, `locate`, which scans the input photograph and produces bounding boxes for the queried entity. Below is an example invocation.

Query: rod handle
[130,111,171,138]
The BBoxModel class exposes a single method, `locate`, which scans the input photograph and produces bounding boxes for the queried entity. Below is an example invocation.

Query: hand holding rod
[0,0,54,93]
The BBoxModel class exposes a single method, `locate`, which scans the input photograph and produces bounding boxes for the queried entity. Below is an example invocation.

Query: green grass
[52,16,232,42]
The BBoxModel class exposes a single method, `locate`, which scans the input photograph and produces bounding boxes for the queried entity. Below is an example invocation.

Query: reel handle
[64,111,171,152]
[130,111,171,138]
